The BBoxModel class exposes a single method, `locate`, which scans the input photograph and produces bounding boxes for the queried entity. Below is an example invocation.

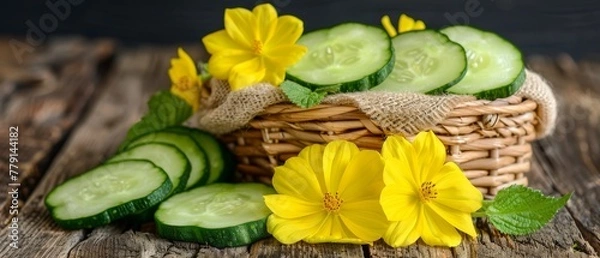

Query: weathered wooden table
[1,38,599,257]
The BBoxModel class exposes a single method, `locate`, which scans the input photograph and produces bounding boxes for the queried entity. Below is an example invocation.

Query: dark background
[1,0,599,59]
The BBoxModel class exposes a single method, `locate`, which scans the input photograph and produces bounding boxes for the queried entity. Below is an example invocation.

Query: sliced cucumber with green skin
[155,183,275,248]
[286,23,395,93]
[440,26,525,100]
[126,131,209,189]
[370,30,467,94]
[45,160,172,229]
[165,126,236,184]
[109,142,191,195]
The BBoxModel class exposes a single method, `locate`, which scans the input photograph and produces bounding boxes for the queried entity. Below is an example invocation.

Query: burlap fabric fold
[196,69,556,138]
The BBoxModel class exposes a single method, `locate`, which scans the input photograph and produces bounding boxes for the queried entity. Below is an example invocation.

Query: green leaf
[198,61,212,82]
[119,90,193,150]
[280,80,326,108]
[485,185,571,235]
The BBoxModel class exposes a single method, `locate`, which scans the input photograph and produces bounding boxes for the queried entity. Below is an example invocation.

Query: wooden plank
[528,55,600,254]
[250,238,365,258]
[0,46,228,258]
[0,38,115,228]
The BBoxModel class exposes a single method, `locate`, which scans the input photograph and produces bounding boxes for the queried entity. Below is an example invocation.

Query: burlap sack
[197,69,556,138]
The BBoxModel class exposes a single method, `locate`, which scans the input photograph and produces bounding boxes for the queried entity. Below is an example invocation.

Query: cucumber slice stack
[109,143,191,195]
[125,131,209,189]
[371,30,467,94]
[45,126,237,229]
[45,160,172,229]
[287,23,524,99]
[287,23,395,93]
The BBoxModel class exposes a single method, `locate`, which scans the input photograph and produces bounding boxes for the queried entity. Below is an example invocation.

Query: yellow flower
[379,131,482,247]
[264,140,389,244]
[169,48,201,111]
[202,4,307,91]
[381,14,426,37]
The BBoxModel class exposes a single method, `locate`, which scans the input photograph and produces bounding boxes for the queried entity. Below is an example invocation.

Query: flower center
[323,192,343,212]
[420,181,438,201]
[252,39,264,54]
[177,76,195,90]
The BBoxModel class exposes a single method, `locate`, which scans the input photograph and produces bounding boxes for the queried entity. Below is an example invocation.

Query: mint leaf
[281,80,326,108]
[119,90,193,150]
[485,185,571,235]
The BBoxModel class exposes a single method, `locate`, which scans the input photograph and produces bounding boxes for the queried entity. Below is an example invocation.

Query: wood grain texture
[0,48,173,257]
[528,55,600,254]
[0,38,114,227]
[250,238,365,258]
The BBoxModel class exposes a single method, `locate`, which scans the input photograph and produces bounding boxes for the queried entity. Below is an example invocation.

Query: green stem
[471,211,487,218]
[472,200,494,218]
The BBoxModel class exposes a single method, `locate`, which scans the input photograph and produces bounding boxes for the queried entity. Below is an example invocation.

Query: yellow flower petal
[207,50,254,80]
[322,140,360,193]
[399,14,416,33]
[252,3,277,43]
[382,135,415,167]
[420,207,463,247]
[267,212,326,244]
[308,214,347,241]
[264,194,322,219]
[337,150,384,202]
[272,157,323,201]
[224,7,255,48]
[177,48,196,75]
[380,183,419,221]
[228,57,266,90]
[267,15,304,47]
[297,144,327,193]
[264,45,308,68]
[414,20,426,30]
[412,131,446,182]
[168,48,197,83]
[380,15,397,37]
[202,30,244,55]
[340,200,388,241]
[261,66,286,88]
[427,201,478,237]
[433,162,483,212]
[384,216,421,247]
[305,216,370,245]
[171,87,200,111]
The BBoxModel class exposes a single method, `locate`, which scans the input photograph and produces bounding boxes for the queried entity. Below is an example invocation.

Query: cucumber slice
[440,26,525,99]
[286,23,394,93]
[155,183,275,248]
[126,131,209,189]
[45,160,172,229]
[108,142,190,195]
[370,30,467,94]
[165,126,236,184]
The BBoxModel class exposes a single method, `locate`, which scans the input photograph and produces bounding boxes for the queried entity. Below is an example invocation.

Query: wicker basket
[219,95,538,198]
